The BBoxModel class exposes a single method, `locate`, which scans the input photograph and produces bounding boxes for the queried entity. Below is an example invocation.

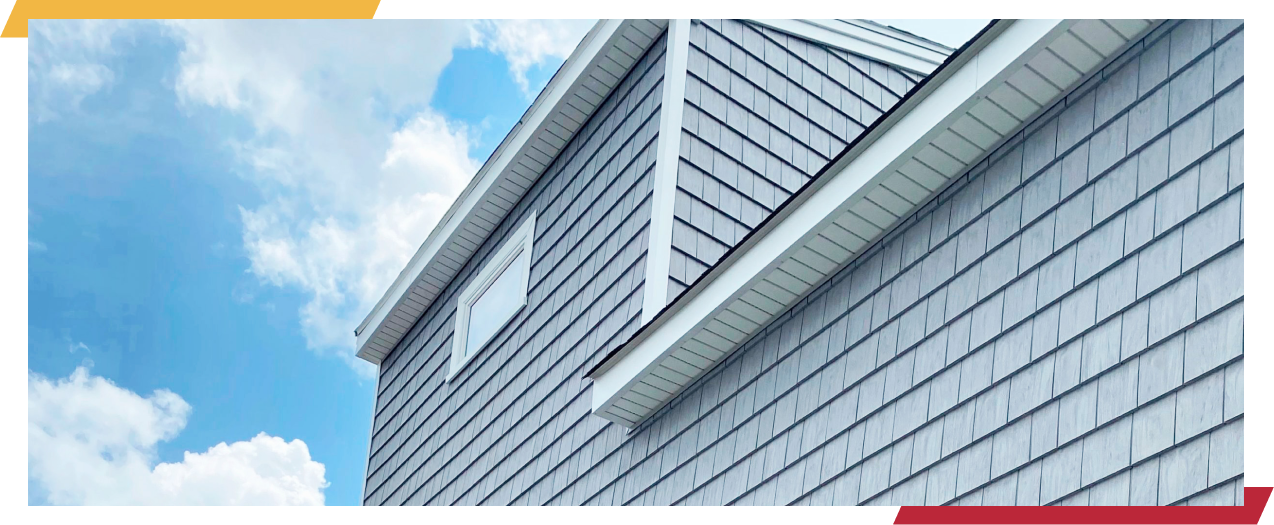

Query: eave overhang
[587,19,1157,428]
[355,19,669,364]
[356,19,960,366]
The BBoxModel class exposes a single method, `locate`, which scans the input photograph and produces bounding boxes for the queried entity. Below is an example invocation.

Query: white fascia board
[640,19,691,323]
[355,19,627,362]
[840,19,955,55]
[590,19,1074,420]
[749,19,953,75]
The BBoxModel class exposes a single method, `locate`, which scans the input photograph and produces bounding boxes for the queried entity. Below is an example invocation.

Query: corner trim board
[641,19,691,325]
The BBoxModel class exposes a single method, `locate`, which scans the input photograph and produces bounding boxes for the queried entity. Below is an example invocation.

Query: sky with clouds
[27,19,982,506]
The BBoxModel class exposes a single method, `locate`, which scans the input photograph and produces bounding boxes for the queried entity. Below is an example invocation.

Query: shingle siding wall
[628,19,1240,506]
[363,32,668,506]
[366,19,1243,507]
[668,19,919,302]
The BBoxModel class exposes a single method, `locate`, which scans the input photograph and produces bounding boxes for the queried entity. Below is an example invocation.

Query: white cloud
[159,21,483,374]
[228,109,477,375]
[32,20,592,375]
[166,20,584,374]
[28,20,132,121]
[469,19,595,94]
[29,239,47,252]
[28,367,327,505]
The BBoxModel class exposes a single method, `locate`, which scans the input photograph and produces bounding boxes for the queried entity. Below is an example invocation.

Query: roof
[356,19,954,365]
[751,19,953,74]
[586,19,1159,428]
[355,20,668,363]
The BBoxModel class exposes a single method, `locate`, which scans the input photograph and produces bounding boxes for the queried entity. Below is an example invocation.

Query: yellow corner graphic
[3,0,382,38]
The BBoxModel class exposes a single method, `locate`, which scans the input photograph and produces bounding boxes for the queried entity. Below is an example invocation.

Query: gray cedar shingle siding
[668,20,919,302]
[365,19,1243,506]
[363,31,667,505]
[649,20,1238,506]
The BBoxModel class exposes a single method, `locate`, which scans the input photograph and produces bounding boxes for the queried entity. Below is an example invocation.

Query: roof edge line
[356,18,616,338]
[584,19,1010,381]
[355,19,632,362]
[748,19,953,74]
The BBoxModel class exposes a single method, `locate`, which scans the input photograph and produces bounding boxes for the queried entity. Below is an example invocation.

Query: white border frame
[449,211,537,382]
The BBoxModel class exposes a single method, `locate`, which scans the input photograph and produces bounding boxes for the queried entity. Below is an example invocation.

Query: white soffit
[750,19,954,75]
[355,19,669,364]
[587,19,1156,428]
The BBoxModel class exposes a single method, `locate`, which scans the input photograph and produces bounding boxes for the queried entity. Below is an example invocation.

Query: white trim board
[641,19,691,324]
[587,19,1157,428]
[355,19,669,364]
[750,19,953,75]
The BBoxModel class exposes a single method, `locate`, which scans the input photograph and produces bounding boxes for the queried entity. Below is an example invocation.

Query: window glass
[465,249,527,356]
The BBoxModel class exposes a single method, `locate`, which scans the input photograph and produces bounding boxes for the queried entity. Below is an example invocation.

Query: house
[356,19,1244,506]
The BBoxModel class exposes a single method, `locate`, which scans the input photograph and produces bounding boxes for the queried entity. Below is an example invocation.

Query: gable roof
[356,19,950,365]
[586,19,1159,428]
[356,20,668,363]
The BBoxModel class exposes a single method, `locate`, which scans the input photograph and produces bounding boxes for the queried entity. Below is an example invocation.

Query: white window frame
[449,211,536,381]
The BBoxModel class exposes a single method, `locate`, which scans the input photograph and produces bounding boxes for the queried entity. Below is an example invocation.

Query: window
[451,211,536,380]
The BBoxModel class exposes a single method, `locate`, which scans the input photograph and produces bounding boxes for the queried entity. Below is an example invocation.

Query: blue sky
[27,19,588,506]
[26,19,982,506]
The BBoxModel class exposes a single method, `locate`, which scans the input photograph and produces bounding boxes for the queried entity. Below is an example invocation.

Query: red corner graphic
[894,487,1270,524]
